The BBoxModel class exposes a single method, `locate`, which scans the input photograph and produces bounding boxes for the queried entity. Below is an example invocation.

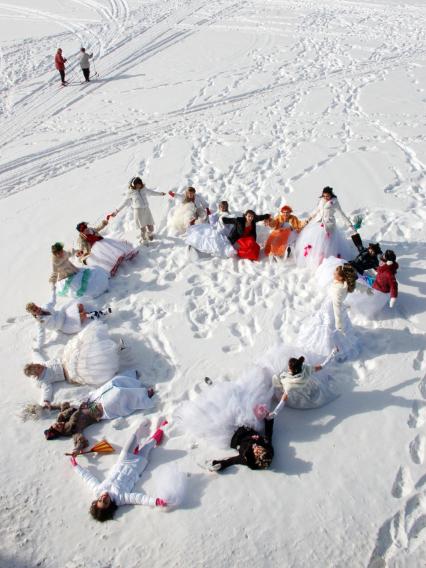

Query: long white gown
[87,370,155,419]
[185,211,236,258]
[62,321,119,386]
[33,300,83,350]
[175,366,273,449]
[296,281,360,360]
[86,238,137,275]
[56,267,109,299]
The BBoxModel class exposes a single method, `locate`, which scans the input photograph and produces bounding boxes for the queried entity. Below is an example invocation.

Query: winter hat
[280,205,293,214]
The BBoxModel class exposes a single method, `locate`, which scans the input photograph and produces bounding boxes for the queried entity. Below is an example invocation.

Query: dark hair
[81,47,86,52]
[90,499,118,522]
[76,222,88,232]
[219,200,229,212]
[129,177,144,189]
[321,186,336,198]
[51,242,64,254]
[44,426,61,440]
[368,243,382,256]
[244,209,256,217]
[288,356,304,375]
[383,249,396,263]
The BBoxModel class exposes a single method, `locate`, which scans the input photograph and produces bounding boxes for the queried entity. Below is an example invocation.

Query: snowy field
[1,0,426,567]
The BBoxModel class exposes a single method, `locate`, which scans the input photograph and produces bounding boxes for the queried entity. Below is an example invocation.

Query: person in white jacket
[70,420,169,522]
[113,176,166,244]
[185,200,236,258]
[79,47,93,82]
[26,301,110,350]
[167,187,210,235]
[296,264,360,361]
[295,186,358,269]
[268,350,339,411]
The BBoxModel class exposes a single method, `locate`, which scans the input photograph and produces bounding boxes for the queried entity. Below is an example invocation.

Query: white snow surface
[1,1,426,567]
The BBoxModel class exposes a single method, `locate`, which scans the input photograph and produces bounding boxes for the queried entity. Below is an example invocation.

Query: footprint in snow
[391,466,413,498]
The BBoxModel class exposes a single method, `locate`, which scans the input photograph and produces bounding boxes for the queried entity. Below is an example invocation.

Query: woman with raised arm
[167,186,210,235]
[113,176,166,244]
[222,209,271,261]
[185,200,236,258]
[76,219,137,277]
[70,420,186,522]
[295,186,357,269]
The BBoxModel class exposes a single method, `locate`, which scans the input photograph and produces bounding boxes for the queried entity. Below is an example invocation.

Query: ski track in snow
[1,1,426,567]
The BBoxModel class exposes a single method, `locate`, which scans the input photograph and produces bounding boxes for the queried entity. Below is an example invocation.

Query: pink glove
[155,498,167,507]
[70,456,78,467]
[168,191,175,198]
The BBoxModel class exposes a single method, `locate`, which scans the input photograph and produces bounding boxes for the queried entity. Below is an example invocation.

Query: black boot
[351,233,364,252]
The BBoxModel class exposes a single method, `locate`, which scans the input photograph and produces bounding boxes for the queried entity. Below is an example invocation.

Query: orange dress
[265,214,306,257]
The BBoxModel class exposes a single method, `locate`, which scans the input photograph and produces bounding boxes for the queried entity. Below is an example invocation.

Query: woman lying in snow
[185,200,236,258]
[24,321,120,406]
[268,351,339,413]
[316,248,398,319]
[264,205,306,261]
[295,186,357,269]
[167,186,210,235]
[112,176,166,244]
[209,418,274,472]
[297,263,360,361]
[70,420,187,522]
[26,300,111,350]
[222,210,271,261]
[76,219,138,277]
[43,370,155,453]
[49,242,109,300]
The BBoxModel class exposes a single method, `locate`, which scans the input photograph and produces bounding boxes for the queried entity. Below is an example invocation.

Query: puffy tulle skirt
[316,257,387,319]
[185,224,236,258]
[62,321,119,385]
[264,228,291,257]
[168,202,197,235]
[296,299,360,360]
[295,222,354,270]
[236,236,261,261]
[57,267,109,299]
[86,238,137,276]
[346,282,388,319]
[175,366,273,449]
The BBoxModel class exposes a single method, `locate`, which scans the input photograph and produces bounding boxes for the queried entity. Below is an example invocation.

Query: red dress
[236,226,260,261]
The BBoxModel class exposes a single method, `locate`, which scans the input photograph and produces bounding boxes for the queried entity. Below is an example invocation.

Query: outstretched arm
[254,214,271,223]
[116,492,157,507]
[335,200,355,231]
[72,462,101,494]
[222,217,237,225]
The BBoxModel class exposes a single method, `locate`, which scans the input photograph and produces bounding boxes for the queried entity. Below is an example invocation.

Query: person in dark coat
[222,210,270,260]
[348,242,382,275]
[210,418,274,472]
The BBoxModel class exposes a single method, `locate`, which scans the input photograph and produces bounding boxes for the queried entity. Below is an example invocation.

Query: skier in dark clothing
[55,48,67,85]
[210,418,274,472]
[349,242,382,275]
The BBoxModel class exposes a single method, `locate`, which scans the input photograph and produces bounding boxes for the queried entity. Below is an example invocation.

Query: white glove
[389,297,396,308]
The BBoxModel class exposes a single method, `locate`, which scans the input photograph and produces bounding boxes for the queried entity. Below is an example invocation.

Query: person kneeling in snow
[70,420,186,521]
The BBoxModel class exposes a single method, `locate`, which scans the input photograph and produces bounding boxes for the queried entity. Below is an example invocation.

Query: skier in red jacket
[55,48,67,85]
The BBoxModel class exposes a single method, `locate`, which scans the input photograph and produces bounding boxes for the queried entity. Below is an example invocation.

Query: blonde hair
[336,264,357,293]
[26,302,38,315]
